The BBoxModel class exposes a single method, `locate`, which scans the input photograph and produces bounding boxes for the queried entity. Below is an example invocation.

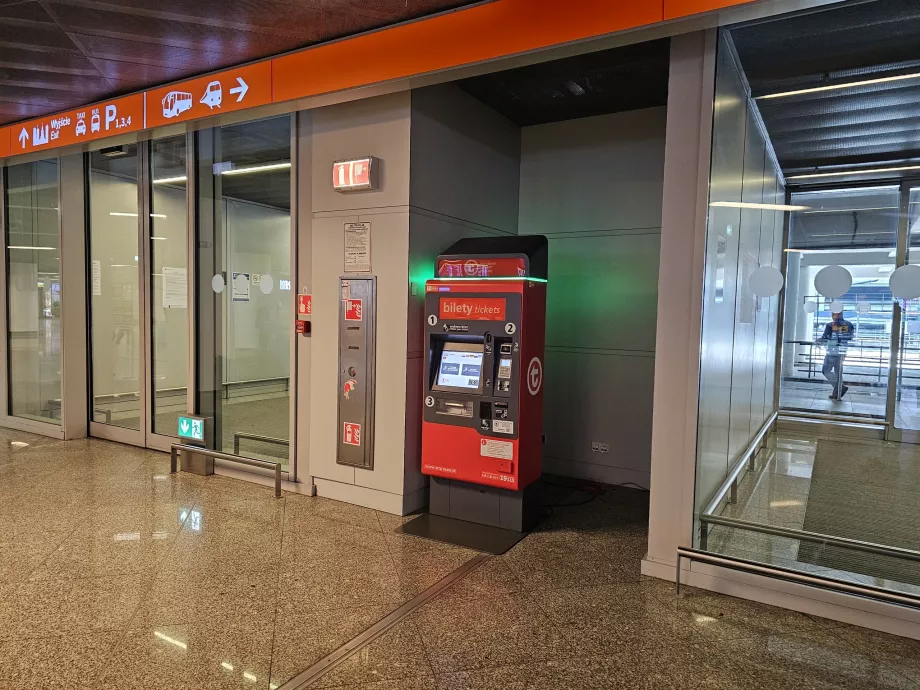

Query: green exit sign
[178,415,205,443]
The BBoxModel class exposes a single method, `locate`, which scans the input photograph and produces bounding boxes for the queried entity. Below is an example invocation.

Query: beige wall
[308,91,417,513]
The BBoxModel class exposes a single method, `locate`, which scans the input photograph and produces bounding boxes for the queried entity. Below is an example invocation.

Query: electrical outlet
[591,442,601,453]
[598,443,609,454]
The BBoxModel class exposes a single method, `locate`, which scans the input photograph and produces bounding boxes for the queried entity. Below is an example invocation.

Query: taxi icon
[75,119,87,136]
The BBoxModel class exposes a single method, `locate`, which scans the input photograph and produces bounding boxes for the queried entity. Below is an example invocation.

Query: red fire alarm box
[297,293,312,318]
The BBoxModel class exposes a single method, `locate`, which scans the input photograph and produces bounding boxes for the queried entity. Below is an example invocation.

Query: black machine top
[436,235,548,280]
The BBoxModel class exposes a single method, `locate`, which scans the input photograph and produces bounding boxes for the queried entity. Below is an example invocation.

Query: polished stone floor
[2,430,920,689]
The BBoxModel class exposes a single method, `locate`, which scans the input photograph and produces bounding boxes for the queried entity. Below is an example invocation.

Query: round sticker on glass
[212,274,225,294]
[260,274,274,295]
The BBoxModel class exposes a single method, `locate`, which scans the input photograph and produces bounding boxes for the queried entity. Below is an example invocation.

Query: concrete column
[643,30,717,576]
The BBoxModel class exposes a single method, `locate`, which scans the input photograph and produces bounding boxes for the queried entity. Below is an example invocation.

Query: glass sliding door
[779,186,899,420]
[196,116,293,469]
[88,144,143,433]
[150,137,189,437]
[4,159,61,425]
[87,135,189,447]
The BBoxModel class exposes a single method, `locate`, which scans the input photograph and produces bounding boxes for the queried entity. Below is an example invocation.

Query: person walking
[820,310,855,400]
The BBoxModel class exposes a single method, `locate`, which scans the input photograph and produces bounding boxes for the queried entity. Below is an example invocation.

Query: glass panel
[895,188,920,431]
[4,159,61,424]
[150,136,188,435]
[88,145,142,429]
[779,187,898,420]
[196,117,292,468]
[694,34,786,539]
[695,19,920,603]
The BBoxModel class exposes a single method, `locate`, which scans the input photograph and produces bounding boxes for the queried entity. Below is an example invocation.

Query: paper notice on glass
[344,222,371,272]
[92,260,102,296]
[232,272,250,302]
[162,267,187,309]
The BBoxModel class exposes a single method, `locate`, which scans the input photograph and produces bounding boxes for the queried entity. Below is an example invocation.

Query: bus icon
[162,91,192,119]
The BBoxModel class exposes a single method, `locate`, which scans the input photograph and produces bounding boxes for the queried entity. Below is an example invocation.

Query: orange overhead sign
[665,0,757,20]
[272,0,662,103]
[0,0,761,160]
[146,61,272,129]
[11,94,144,156]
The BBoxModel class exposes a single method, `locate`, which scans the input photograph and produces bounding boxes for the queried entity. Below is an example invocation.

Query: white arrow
[229,77,248,102]
[18,128,28,148]
[179,419,189,434]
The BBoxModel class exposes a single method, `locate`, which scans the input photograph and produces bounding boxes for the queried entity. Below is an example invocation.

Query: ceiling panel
[0,0,483,126]
[729,0,920,179]
[458,39,670,127]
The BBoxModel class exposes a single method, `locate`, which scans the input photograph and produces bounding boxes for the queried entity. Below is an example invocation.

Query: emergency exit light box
[332,157,378,191]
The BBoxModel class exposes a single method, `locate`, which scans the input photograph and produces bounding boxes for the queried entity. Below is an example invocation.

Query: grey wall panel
[312,91,411,214]
[544,233,661,353]
[695,38,746,514]
[519,108,666,235]
[542,349,655,487]
[519,109,665,484]
[410,84,520,234]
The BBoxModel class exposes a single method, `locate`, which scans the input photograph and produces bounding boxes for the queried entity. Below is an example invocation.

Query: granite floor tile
[0,573,150,639]
[0,631,122,690]
[280,552,409,611]
[132,566,279,628]
[537,580,694,652]
[284,494,384,532]
[436,648,744,690]
[101,618,274,690]
[445,554,524,597]
[313,619,433,688]
[0,538,64,584]
[671,584,829,641]
[719,627,920,690]
[269,604,394,687]
[828,624,920,685]
[74,500,194,538]
[383,533,478,597]
[325,678,439,690]
[501,535,640,591]
[412,589,575,675]
[28,530,174,580]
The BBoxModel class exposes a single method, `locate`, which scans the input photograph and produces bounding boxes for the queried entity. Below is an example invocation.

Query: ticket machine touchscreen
[433,342,484,394]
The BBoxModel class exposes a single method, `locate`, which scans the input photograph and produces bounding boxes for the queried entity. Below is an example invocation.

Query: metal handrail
[233,432,289,456]
[699,514,920,564]
[701,411,777,518]
[169,443,282,498]
[676,547,920,609]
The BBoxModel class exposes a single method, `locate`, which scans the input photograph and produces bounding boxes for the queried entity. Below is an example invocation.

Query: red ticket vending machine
[421,236,547,533]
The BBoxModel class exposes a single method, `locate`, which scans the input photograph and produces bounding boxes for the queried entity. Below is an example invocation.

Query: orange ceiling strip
[273,0,662,103]
[665,0,757,20]
[9,94,144,157]
[146,61,272,129]
[0,0,762,159]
